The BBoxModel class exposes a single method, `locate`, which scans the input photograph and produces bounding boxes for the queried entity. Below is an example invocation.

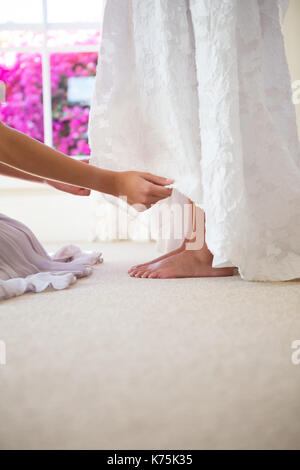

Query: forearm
[0,161,45,183]
[0,122,118,196]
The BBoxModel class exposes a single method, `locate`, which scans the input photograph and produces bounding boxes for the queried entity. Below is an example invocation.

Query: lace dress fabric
[0,214,102,300]
[89,0,300,281]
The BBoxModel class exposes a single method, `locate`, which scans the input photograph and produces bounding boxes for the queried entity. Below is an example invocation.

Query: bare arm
[0,159,91,196]
[0,121,118,195]
[0,122,173,208]
[0,161,45,183]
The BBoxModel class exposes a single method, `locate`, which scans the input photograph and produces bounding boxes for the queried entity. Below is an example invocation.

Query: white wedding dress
[89,0,300,281]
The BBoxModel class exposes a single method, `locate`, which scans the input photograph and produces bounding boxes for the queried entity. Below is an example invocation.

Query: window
[0,0,104,156]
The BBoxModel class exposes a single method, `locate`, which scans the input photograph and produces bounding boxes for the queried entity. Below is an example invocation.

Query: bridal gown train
[0,214,102,300]
[89,0,300,281]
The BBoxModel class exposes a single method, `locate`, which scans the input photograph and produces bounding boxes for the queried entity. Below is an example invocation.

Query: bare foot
[129,246,235,279]
[129,201,235,279]
[128,243,185,274]
[129,198,199,275]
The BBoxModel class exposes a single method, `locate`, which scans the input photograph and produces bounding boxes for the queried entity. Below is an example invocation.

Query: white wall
[0,178,96,243]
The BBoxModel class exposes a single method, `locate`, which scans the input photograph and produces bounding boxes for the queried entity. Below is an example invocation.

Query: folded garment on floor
[0,213,103,300]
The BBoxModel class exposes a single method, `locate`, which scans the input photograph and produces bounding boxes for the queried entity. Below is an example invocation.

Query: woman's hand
[115,171,174,210]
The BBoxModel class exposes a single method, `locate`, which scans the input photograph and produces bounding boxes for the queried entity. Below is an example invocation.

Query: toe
[141,270,151,278]
[149,271,159,279]
[135,270,145,278]
[128,263,146,273]
[129,269,138,277]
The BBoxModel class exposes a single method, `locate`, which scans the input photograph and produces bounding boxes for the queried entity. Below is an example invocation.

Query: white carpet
[0,241,300,450]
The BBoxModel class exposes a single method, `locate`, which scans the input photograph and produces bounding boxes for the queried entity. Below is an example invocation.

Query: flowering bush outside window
[51,51,97,155]
[0,52,44,141]
[0,30,99,156]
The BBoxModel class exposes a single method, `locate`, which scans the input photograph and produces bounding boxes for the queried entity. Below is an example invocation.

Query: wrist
[91,167,120,197]
[111,171,121,198]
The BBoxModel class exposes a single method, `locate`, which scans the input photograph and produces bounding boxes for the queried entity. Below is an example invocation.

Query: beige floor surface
[0,241,300,450]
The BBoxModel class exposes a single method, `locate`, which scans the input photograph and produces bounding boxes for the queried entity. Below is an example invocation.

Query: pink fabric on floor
[0,214,102,300]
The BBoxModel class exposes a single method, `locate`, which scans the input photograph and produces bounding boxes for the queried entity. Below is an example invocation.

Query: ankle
[184,241,213,263]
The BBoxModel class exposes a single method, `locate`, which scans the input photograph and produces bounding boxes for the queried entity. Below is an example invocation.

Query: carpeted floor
[0,241,300,450]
